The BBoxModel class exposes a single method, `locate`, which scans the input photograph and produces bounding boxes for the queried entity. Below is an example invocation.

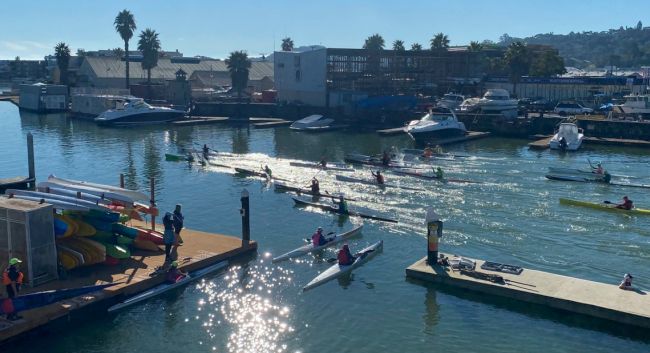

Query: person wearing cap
[165,261,187,283]
[173,204,185,245]
[3,258,23,320]
[337,244,356,266]
[619,273,633,290]
[615,196,634,210]
[162,212,176,264]
[311,227,328,247]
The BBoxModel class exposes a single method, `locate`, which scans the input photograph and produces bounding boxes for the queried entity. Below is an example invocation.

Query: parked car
[553,102,593,116]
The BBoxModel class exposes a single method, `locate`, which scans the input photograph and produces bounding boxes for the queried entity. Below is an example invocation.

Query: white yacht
[405,107,467,143]
[460,89,518,114]
[94,98,186,125]
[436,93,465,110]
[616,94,650,116]
[289,114,336,131]
[549,123,584,151]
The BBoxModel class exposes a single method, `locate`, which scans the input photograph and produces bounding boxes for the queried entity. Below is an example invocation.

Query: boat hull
[407,128,467,143]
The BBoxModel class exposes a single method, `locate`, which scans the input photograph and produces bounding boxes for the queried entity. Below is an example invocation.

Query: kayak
[289,161,354,172]
[335,174,422,191]
[548,167,638,179]
[292,197,397,223]
[274,182,356,201]
[559,198,650,216]
[234,167,290,182]
[272,224,364,263]
[38,181,135,204]
[402,148,469,159]
[390,170,480,184]
[303,240,383,291]
[343,154,413,169]
[165,153,191,162]
[0,283,117,314]
[545,174,605,183]
[5,189,109,211]
[7,194,90,212]
[108,260,228,312]
[36,186,111,205]
[48,175,148,201]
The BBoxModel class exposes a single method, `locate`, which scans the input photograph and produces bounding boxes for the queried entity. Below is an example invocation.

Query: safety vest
[2,268,23,285]
[338,249,353,265]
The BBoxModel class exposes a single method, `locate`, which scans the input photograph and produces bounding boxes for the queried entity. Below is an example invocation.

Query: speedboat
[615,94,650,116]
[436,93,465,110]
[405,107,467,143]
[289,114,336,131]
[94,98,186,125]
[461,89,518,115]
[549,123,584,151]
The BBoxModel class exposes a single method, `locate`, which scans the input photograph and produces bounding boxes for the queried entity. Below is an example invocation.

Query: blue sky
[1,0,648,59]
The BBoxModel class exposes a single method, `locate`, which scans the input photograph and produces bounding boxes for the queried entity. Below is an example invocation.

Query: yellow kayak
[559,198,650,216]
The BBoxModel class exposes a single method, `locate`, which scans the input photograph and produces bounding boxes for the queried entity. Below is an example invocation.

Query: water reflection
[197,262,294,353]
[423,288,440,333]
[232,127,250,154]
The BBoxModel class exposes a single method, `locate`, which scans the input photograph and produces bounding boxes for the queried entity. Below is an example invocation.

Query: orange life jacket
[2,268,23,285]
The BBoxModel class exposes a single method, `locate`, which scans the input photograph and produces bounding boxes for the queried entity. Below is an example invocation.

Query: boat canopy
[297,114,324,123]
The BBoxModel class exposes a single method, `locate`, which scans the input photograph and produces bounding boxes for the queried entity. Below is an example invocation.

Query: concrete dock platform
[0,220,257,344]
[528,135,552,149]
[406,254,650,329]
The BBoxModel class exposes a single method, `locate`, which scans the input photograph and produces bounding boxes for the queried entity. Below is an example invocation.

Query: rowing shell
[272,224,364,263]
[234,167,290,182]
[289,161,354,172]
[335,174,422,191]
[302,240,383,291]
[274,182,356,201]
[390,169,479,184]
[559,198,650,216]
[292,197,397,223]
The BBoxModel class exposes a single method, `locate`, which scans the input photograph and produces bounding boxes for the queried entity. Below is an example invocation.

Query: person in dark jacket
[173,204,184,245]
[162,212,175,264]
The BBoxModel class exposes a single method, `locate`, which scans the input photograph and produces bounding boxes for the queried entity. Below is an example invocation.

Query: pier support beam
[27,132,35,190]
[240,189,250,248]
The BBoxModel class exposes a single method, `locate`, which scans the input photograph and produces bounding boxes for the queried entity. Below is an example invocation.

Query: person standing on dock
[163,212,176,264]
[173,204,185,245]
[2,258,23,320]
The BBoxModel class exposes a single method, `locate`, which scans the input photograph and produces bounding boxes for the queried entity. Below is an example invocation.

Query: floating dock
[0,219,257,344]
[0,177,33,194]
[406,254,650,329]
[528,135,650,150]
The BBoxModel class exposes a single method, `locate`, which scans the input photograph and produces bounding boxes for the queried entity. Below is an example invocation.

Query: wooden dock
[406,255,650,329]
[0,177,34,193]
[528,135,552,150]
[0,220,257,344]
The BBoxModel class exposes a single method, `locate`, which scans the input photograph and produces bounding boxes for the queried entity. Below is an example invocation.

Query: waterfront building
[18,83,68,112]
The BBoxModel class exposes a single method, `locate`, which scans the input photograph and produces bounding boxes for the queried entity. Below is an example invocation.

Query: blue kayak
[0,283,117,314]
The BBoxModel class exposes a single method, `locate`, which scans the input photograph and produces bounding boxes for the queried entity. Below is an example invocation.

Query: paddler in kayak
[202,144,210,159]
[166,261,188,283]
[422,147,434,158]
[310,178,320,194]
[372,170,385,185]
[311,227,329,247]
[263,165,273,178]
[598,171,612,183]
[337,244,356,266]
[334,195,349,214]
[319,157,327,168]
[435,167,444,179]
[593,163,604,175]
[615,196,634,210]
[434,145,443,154]
[381,150,391,166]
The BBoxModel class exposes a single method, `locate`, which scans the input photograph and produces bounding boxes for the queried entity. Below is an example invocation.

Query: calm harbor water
[1,101,649,352]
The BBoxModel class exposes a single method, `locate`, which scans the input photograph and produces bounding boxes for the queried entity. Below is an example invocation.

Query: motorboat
[405,107,467,143]
[94,98,186,125]
[461,89,518,115]
[615,94,650,116]
[549,123,584,151]
[436,93,465,110]
[289,114,337,131]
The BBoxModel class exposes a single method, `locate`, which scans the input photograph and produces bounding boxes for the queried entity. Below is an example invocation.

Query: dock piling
[240,189,250,247]
[426,208,442,266]
[27,132,35,189]
[119,173,124,188]
[150,177,156,231]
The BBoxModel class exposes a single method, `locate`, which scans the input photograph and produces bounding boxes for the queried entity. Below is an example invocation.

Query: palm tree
[392,40,405,51]
[363,34,385,50]
[468,41,484,52]
[411,43,423,51]
[54,42,71,85]
[430,33,450,50]
[112,47,124,59]
[137,28,161,85]
[114,10,136,89]
[504,42,531,94]
[226,50,251,100]
[281,37,294,51]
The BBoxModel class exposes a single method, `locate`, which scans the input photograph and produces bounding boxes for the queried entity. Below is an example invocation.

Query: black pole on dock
[240,189,250,248]
[119,173,125,188]
[426,208,443,266]
[150,177,156,231]
[27,132,35,190]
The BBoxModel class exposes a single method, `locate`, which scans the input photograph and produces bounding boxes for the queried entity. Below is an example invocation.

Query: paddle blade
[603,200,612,204]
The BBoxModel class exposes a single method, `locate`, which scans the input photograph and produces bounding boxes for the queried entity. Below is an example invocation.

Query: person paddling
[263,165,273,178]
[202,144,210,159]
[310,178,320,194]
[381,150,391,166]
[311,227,328,247]
[615,196,633,210]
[593,163,604,175]
[319,157,327,168]
[372,170,385,185]
[334,195,349,214]
[435,167,444,180]
[337,244,356,266]
[422,147,434,158]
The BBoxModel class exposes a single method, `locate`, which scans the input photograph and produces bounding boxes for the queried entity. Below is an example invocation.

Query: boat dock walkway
[0,220,257,344]
[172,116,289,126]
[528,134,650,150]
[406,255,650,329]
[0,96,19,106]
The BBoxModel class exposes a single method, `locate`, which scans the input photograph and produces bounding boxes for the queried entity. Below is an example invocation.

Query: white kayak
[108,260,228,312]
[547,167,636,179]
[289,161,354,172]
[5,195,90,212]
[5,189,108,211]
[37,185,111,205]
[38,181,135,204]
[48,175,149,202]
[272,224,364,263]
[303,240,383,291]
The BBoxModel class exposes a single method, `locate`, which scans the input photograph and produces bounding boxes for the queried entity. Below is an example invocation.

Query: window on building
[295,70,301,82]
